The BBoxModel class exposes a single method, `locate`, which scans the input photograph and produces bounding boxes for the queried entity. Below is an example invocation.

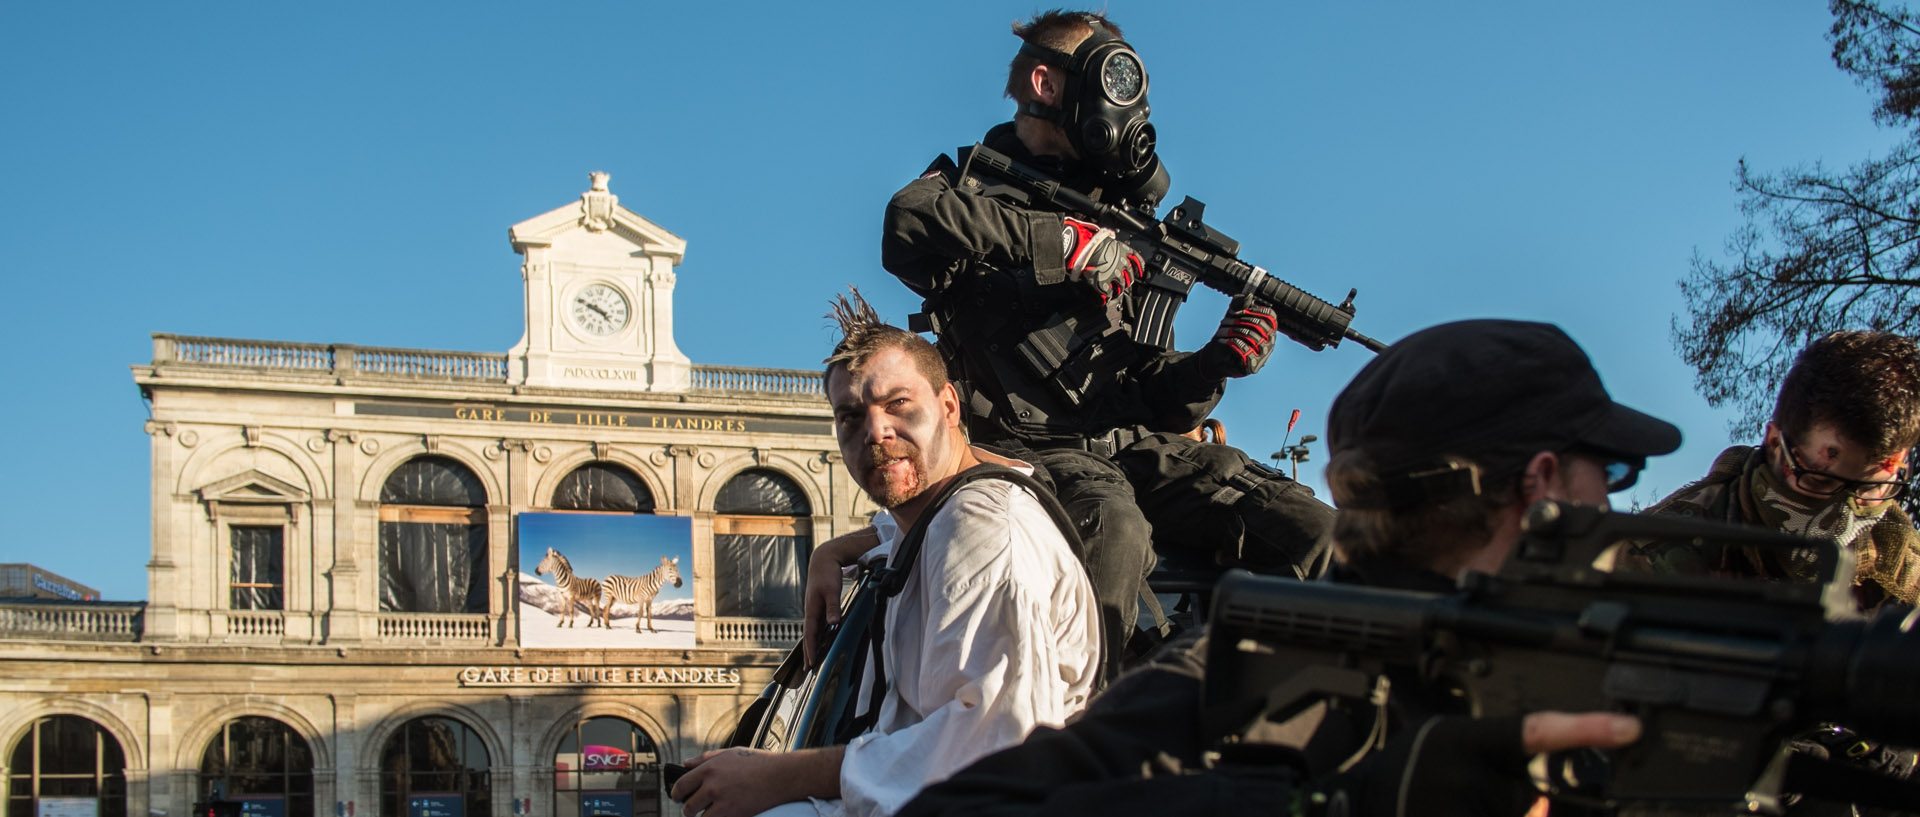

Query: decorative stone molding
[143,420,176,437]
[697,452,717,468]
[482,444,502,461]
[326,429,362,444]
[581,172,618,232]
[649,449,670,466]
[501,439,536,452]
[807,452,834,473]
[243,426,263,447]
[533,446,553,463]
[667,445,699,459]
[306,436,326,453]
[359,438,381,456]
[179,430,199,447]
[593,441,613,461]
[751,447,771,466]
[422,434,441,453]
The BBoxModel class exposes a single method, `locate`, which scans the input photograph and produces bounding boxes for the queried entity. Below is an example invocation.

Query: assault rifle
[954,143,1388,354]
[1204,501,1920,814]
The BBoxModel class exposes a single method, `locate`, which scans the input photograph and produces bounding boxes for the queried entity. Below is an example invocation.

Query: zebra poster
[516,513,693,649]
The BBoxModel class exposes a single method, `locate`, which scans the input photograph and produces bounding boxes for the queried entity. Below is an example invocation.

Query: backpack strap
[850,463,1090,736]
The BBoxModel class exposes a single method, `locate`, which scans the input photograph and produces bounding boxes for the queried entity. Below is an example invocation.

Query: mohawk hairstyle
[1005,9,1123,103]
[1773,330,1920,459]
[822,287,948,387]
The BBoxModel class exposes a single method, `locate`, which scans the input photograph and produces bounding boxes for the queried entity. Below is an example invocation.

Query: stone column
[324,430,365,645]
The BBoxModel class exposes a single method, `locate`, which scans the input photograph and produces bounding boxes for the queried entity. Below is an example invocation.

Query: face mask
[1748,460,1892,581]
[1018,21,1161,190]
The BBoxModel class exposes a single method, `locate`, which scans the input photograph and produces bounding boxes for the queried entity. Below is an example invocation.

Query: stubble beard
[862,441,931,508]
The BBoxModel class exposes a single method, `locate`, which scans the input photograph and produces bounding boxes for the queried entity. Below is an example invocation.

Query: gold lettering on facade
[459,665,742,687]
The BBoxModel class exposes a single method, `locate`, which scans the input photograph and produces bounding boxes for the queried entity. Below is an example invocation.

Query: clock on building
[569,283,630,337]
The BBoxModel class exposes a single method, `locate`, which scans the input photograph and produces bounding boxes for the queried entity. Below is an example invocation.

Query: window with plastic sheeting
[553,716,662,817]
[199,717,314,817]
[553,464,655,513]
[712,469,811,619]
[6,715,127,817]
[379,457,489,614]
[230,526,284,610]
[379,716,490,817]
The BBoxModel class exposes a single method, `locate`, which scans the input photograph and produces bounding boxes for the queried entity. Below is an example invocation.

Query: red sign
[581,745,630,771]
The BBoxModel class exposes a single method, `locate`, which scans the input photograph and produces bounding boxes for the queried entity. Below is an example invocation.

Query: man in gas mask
[875,9,1334,681]
[1621,330,1920,613]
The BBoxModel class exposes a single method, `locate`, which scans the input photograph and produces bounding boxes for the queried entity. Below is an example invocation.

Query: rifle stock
[1203,501,1920,813]
[956,143,1386,354]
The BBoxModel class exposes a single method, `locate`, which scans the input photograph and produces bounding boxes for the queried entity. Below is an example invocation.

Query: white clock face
[570,284,630,336]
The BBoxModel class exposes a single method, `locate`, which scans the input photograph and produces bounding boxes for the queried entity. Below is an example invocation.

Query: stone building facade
[0,174,872,817]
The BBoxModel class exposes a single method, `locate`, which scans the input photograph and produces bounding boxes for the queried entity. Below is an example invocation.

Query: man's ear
[1030,64,1062,105]
[939,382,963,426]
[1518,450,1560,505]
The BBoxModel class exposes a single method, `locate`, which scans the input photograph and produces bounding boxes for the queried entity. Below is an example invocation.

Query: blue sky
[0,2,1897,601]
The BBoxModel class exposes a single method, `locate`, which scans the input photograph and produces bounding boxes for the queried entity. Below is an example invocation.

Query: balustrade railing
[689,367,823,396]
[224,610,285,639]
[710,617,802,645]
[0,601,144,642]
[152,334,821,396]
[377,612,492,642]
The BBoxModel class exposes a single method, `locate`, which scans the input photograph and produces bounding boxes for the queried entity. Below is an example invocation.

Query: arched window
[6,715,127,817]
[379,717,490,817]
[712,469,811,619]
[552,464,655,513]
[379,457,489,614]
[198,717,314,817]
[553,717,661,817]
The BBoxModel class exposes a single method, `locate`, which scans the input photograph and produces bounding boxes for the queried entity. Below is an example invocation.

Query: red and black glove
[1062,217,1142,303]
[1201,295,1280,378]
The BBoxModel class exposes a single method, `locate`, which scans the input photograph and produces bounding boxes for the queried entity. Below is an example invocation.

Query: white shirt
[811,460,1101,817]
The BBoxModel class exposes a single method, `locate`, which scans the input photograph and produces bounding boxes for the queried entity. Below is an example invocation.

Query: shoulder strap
[874,463,1084,599]
[853,463,1090,736]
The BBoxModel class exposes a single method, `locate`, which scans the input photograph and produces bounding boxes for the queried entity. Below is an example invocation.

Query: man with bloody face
[670,291,1100,817]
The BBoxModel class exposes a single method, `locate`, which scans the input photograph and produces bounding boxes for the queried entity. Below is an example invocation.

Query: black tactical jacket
[881,123,1226,449]
[896,558,1468,817]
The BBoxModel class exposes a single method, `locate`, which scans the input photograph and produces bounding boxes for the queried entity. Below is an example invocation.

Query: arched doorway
[6,715,127,817]
[198,717,314,817]
[551,463,655,513]
[378,717,490,817]
[552,717,660,817]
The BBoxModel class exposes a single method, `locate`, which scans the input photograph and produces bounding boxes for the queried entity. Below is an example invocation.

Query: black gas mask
[1019,21,1166,201]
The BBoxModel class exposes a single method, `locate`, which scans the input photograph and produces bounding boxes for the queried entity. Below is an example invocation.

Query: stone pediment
[197,469,311,505]
[508,172,687,262]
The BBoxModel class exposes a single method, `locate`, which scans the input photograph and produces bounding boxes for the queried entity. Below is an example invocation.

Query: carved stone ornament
[752,447,771,466]
[697,452,717,468]
[807,453,829,473]
[143,420,175,437]
[534,446,553,463]
[581,172,618,232]
[307,437,326,453]
[594,441,613,461]
[482,443,502,461]
[326,429,362,444]
[649,449,670,466]
[179,430,199,448]
[422,434,441,453]
[667,444,699,459]
[243,426,262,447]
[359,438,381,456]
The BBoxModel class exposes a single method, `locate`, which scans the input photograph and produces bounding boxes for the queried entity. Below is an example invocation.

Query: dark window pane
[714,470,810,516]
[230,527,284,610]
[712,534,809,618]
[381,457,486,506]
[553,464,655,512]
[39,716,100,775]
[378,523,487,614]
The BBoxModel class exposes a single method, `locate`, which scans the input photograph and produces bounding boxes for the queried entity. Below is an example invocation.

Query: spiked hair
[822,288,948,387]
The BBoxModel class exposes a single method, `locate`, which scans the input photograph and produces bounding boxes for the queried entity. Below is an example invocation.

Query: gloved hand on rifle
[1061,217,1141,303]
[1200,295,1280,379]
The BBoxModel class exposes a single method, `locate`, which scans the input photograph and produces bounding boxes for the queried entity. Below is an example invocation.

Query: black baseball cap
[1326,319,1680,508]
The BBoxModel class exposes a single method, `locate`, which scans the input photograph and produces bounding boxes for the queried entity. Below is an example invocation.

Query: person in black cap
[895,318,1680,817]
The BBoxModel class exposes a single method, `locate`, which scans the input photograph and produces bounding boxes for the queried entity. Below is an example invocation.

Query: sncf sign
[581,745,630,771]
